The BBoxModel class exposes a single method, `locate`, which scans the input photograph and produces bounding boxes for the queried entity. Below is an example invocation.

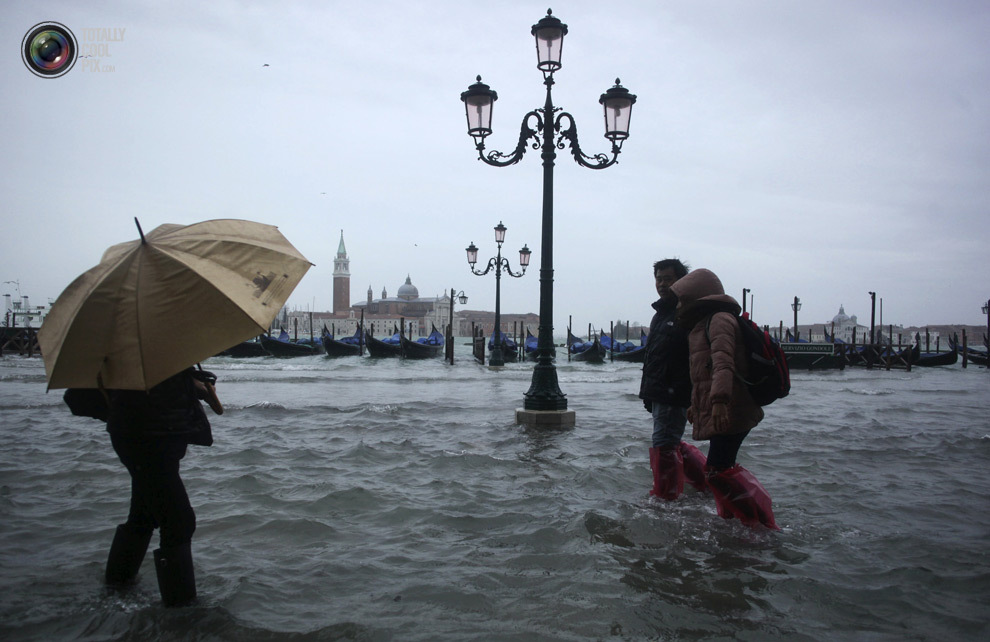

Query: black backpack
[705,313,790,406]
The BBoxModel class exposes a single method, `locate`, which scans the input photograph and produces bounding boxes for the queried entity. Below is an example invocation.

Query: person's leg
[705,431,778,530]
[679,441,709,491]
[705,431,748,471]
[122,439,198,605]
[651,403,687,449]
[106,436,154,584]
[649,403,687,499]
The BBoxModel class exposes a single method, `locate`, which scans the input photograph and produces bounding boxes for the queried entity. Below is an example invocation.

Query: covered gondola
[217,338,270,357]
[260,330,322,357]
[401,324,445,359]
[488,330,519,362]
[366,326,402,358]
[322,325,364,357]
[567,329,606,363]
[914,346,958,367]
[603,330,647,363]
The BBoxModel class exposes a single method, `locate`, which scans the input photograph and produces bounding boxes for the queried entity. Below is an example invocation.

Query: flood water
[1,347,988,641]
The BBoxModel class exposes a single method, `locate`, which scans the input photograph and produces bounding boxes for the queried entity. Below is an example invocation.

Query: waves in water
[1,352,988,640]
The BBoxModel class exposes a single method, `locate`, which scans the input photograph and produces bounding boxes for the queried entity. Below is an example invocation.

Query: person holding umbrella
[100,367,220,605]
[40,219,311,606]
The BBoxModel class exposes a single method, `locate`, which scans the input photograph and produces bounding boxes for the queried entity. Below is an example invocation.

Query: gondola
[216,338,270,357]
[950,336,989,366]
[366,326,403,358]
[401,324,444,359]
[524,329,539,361]
[488,330,519,362]
[914,345,958,367]
[603,330,647,363]
[322,325,363,357]
[782,351,846,370]
[260,330,321,357]
[522,328,556,362]
[567,329,606,363]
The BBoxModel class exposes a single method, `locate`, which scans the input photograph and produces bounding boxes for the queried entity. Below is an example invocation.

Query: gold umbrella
[38,218,312,390]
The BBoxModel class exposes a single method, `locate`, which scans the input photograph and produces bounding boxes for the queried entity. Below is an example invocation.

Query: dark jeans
[651,402,688,449]
[110,434,196,549]
[705,430,750,471]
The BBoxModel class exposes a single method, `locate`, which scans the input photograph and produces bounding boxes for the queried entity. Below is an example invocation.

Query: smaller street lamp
[466,221,530,367]
[982,299,989,347]
[791,296,802,342]
[446,289,468,365]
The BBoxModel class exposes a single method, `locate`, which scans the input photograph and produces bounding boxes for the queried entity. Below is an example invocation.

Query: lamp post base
[515,408,576,428]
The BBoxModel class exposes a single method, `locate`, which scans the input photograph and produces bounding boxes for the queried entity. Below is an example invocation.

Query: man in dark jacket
[638,259,707,499]
[103,367,216,607]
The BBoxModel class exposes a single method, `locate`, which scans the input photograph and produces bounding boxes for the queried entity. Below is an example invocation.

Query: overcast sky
[2,0,988,335]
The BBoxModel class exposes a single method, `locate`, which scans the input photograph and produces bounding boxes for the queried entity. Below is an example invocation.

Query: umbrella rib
[134,243,150,390]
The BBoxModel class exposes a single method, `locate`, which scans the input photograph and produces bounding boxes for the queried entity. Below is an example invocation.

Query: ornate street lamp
[446,289,468,365]
[982,299,989,347]
[460,9,636,424]
[466,222,530,367]
[791,296,802,342]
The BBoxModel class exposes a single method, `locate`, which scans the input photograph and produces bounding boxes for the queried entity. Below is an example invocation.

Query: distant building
[332,230,350,315]
[353,275,452,337]
[824,305,868,342]
[278,233,530,339]
[455,310,539,339]
[3,294,49,328]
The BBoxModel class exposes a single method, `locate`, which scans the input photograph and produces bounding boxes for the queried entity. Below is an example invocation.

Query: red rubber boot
[649,447,684,500]
[706,465,780,530]
[679,442,709,492]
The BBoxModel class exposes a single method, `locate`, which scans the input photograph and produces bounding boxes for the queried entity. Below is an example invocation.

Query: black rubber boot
[153,543,197,607]
[105,524,153,585]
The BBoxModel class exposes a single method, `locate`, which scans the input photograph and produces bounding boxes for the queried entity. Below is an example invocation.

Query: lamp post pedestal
[515,407,576,427]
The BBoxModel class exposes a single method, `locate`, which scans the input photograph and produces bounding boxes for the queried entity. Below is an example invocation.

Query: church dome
[832,305,850,325]
[831,304,857,327]
[397,275,419,300]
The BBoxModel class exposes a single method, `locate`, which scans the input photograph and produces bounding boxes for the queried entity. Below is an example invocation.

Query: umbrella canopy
[38,218,312,390]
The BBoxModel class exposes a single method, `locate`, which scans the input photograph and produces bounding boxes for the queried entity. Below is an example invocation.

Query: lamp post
[791,296,802,342]
[742,288,750,317]
[446,289,468,365]
[466,222,531,367]
[461,10,636,424]
[868,291,877,344]
[982,299,989,347]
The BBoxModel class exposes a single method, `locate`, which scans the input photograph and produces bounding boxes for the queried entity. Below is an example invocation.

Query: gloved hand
[643,399,652,413]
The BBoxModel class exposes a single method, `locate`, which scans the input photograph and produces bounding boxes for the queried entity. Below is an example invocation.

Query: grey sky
[2,0,988,334]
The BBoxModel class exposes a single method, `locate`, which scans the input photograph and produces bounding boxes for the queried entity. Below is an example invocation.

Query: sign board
[780,343,836,354]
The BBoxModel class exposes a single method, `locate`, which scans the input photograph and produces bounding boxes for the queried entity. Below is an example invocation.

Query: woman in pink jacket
[670,268,779,530]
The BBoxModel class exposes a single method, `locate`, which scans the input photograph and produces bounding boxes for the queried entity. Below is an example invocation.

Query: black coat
[106,368,213,446]
[639,297,691,408]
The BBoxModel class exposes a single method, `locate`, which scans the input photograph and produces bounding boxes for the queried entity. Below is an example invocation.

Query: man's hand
[643,399,652,413]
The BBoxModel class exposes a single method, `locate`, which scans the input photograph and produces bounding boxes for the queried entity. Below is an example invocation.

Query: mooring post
[962,329,968,368]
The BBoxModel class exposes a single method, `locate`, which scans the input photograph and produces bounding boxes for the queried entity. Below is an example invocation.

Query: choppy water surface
[1,348,988,641]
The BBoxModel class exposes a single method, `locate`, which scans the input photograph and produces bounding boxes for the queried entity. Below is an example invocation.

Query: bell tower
[332,230,350,315]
